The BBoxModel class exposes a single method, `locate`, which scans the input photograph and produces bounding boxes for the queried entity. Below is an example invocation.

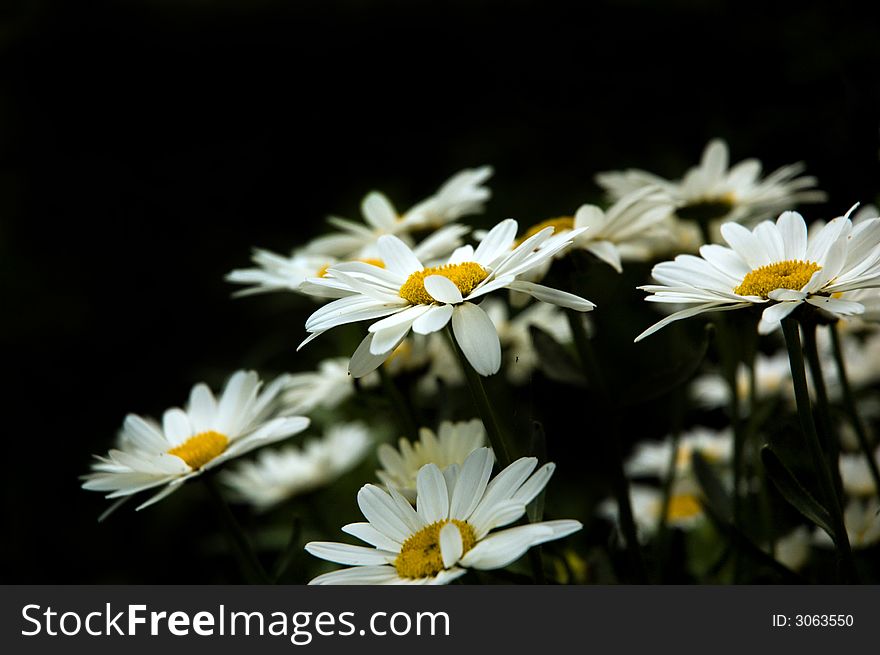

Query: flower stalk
[780,317,857,582]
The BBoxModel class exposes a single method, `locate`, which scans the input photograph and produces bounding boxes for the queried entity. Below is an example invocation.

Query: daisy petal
[305,542,395,566]
[451,302,502,376]
[507,280,595,311]
[758,301,801,334]
[439,523,464,569]
[412,304,454,334]
[424,275,464,304]
[416,464,450,524]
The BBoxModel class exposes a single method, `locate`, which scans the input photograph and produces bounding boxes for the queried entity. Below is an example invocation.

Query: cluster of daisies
[83,139,880,583]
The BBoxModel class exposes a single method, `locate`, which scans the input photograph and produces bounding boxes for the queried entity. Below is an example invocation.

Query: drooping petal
[451,302,502,376]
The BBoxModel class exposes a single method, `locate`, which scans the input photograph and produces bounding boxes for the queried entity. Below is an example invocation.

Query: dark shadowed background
[2,0,879,583]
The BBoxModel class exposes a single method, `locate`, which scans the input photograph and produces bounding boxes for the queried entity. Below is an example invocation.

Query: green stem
[445,327,513,468]
[781,318,858,582]
[378,365,419,439]
[565,309,647,583]
[272,517,303,583]
[203,475,270,584]
[801,321,844,502]
[829,323,880,495]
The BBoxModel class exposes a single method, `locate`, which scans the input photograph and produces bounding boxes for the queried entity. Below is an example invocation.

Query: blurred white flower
[625,426,733,479]
[282,358,378,415]
[303,166,492,260]
[596,138,825,237]
[691,352,793,410]
[376,419,486,502]
[814,497,880,549]
[221,422,372,511]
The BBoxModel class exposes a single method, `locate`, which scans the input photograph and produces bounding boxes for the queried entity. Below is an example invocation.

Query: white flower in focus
[376,419,486,501]
[221,422,372,511]
[814,497,880,549]
[303,167,492,260]
[690,352,793,410]
[596,138,826,232]
[305,447,582,584]
[82,371,310,511]
[636,210,880,341]
[227,225,469,298]
[299,219,595,377]
[839,450,879,497]
[625,427,733,478]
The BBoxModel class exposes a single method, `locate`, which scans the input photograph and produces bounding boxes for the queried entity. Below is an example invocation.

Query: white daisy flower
[596,138,826,231]
[402,166,494,230]
[483,298,573,384]
[773,526,812,571]
[635,209,880,341]
[839,450,879,497]
[282,357,377,415]
[305,447,582,584]
[299,218,595,377]
[512,188,674,274]
[227,224,469,299]
[690,351,794,410]
[814,497,880,549]
[625,426,733,478]
[601,480,706,540]
[221,422,372,511]
[303,167,492,260]
[82,371,310,511]
[376,419,486,501]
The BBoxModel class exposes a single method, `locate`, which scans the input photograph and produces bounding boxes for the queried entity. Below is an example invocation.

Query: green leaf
[761,446,835,540]
[528,325,586,386]
[691,450,733,523]
[621,323,713,406]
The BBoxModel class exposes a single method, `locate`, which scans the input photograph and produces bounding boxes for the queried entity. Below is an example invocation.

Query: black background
[2,0,880,583]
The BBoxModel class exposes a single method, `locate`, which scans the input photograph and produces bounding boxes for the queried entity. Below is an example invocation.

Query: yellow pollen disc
[395,519,477,579]
[316,258,385,278]
[398,262,488,305]
[167,431,229,469]
[666,494,703,522]
[734,260,821,298]
[516,216,574,246]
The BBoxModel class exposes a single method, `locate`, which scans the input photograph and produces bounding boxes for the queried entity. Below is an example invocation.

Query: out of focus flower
[625,426,733,479]
[376,419,485,502]
[221,422,372,510]
[596,138,825,239]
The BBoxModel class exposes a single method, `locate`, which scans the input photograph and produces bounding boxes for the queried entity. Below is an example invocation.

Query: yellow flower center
[398,262,488,305]
[666,494,703,522]
[734,260,821,298]
[516,216,574,246]
[167,431,229,469]
[395,519,477,579]
[317,258,385,278]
